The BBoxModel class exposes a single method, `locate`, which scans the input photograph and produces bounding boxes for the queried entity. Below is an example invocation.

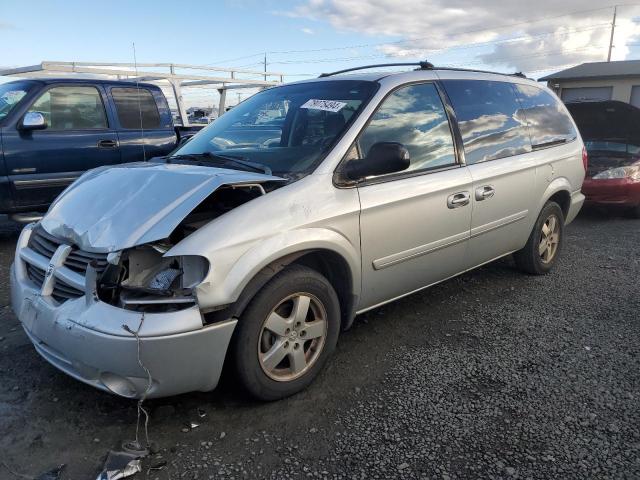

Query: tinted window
[444,80,531,164]
[514,84,577,147]
[28,86,108,130]
[358,83,456,173]
[112,87,161,129]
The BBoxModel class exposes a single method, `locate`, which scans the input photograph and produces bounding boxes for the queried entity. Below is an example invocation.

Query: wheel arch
[539,178,572,219]
[202,232,361,330]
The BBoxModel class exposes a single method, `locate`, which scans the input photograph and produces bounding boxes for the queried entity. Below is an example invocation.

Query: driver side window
[358,83,456,174]
[28,86,108,130]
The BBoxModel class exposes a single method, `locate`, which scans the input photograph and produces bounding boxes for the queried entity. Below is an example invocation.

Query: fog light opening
[100,372,138,398]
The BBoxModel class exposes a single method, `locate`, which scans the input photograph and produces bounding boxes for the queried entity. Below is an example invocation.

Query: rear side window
[358,83,456,173]
[513,84,577,148]
[111,87,161,129]
[28,86,108,130]
[443,80,531,164]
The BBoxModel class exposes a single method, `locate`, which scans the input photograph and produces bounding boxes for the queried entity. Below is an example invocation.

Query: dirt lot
[0,210,638,480]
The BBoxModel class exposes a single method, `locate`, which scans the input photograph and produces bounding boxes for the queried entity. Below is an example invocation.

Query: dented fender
[169,227,361,311]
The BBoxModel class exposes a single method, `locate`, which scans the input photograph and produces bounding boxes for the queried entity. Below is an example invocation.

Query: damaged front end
[96,181,271,312]
[11,162,284,398]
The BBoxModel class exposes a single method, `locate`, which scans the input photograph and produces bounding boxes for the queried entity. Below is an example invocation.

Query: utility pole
[263,52,267,81]
[607,5,617,62]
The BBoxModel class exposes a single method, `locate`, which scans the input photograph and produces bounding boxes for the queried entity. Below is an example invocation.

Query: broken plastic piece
[96,451,143,480]
[197,408,207,418]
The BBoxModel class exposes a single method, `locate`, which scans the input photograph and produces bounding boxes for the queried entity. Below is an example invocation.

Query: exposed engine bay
[97,184,266,312]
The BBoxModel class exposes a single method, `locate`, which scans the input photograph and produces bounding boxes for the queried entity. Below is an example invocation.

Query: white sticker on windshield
[300,99,347,113]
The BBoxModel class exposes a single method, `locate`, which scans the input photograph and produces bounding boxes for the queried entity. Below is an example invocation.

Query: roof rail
[318,61,434,78]
[318,62,528,79]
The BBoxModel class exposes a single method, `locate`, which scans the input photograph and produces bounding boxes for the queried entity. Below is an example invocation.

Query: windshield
[0,81,34,122]
[584,140,640,156]
[172,80,378,179]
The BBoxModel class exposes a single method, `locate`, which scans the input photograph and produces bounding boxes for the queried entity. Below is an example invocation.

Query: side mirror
[178,135,192,146]
[343,142,410,181]
[20,112,47,131]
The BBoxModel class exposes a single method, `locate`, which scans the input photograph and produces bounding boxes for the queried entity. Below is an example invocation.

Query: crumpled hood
[41,162,284,252]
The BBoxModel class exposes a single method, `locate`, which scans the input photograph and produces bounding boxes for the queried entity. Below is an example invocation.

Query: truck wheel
[514,201,565,275]
[232,265,340,401]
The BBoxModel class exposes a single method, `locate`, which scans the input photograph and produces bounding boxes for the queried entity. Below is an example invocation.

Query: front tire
[232,265,341,401]
[514,201,565,275]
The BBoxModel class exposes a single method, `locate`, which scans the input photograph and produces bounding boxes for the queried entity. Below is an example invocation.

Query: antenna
[132,42,147,161]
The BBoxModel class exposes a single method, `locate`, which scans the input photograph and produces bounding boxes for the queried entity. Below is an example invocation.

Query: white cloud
[301,27,315,35]
[292,1,640,72]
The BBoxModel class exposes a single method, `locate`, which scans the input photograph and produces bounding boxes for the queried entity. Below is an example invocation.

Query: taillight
[582,146,588,171]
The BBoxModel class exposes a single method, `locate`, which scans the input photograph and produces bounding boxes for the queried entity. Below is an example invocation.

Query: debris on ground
[36,465,66,480]
[95,451,143,480]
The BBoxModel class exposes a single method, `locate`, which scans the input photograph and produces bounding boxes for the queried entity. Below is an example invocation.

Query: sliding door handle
[475,185,495,201]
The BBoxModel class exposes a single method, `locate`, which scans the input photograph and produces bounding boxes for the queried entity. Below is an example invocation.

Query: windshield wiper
[168,152,272,175]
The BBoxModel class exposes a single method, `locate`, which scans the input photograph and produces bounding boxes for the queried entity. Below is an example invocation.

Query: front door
[3,84,121,209]
[352,82,473,310]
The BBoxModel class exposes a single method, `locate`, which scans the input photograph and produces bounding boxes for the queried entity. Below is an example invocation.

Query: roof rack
[318,61,434,77]
[318,61,527,79]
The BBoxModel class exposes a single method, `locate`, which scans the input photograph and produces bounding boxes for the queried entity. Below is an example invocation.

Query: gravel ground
[0,209,638,479]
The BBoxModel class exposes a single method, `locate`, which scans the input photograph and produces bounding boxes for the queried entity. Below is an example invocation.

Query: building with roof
[539,60,640,107]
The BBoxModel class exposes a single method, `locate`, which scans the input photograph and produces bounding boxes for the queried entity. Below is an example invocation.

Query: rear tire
[514,201,564,275]
[232,265,340,401]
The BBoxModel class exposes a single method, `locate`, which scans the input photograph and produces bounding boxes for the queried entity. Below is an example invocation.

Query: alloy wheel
[539,214,560,264]
[258,293,328,381]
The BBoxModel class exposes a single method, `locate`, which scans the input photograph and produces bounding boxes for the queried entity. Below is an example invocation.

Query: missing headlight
[98,244,209,312]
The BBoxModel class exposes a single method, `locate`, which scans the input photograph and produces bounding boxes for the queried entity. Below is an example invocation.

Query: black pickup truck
[0,78,202,218]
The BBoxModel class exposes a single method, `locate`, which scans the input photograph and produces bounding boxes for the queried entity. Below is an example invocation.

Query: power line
[269,23,612,65]
[211,3,628,63]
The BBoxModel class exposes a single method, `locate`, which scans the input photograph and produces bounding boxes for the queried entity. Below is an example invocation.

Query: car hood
[40,162,284,252]
[565,100,640,145]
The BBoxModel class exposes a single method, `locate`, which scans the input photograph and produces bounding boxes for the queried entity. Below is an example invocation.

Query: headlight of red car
[592,162,640,181]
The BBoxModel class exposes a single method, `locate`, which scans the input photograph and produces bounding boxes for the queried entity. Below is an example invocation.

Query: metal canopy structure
[0,61,285,126]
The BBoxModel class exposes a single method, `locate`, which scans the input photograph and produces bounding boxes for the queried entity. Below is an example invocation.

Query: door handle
[97,139,118,148]
[447,191,470,209]
[475,185,495,201]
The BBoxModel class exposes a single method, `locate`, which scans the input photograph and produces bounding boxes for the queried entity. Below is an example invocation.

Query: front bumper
[10,229,237,399]
[582,178,640,207]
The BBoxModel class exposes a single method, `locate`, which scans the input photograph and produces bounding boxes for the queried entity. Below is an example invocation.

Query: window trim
[334,80,464,188]
[22,84,111,132]
[110,86,162,130]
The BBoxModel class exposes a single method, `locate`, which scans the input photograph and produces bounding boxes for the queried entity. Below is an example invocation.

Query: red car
[566,100,640,218]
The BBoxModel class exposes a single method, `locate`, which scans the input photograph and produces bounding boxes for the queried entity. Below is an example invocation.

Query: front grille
[26,263,46,286]
[24,226,109,303]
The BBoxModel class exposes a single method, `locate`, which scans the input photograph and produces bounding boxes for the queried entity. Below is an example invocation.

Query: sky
[1,0,639,108]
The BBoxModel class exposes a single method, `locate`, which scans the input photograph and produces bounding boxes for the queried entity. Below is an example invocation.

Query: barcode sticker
[300,99,347,113]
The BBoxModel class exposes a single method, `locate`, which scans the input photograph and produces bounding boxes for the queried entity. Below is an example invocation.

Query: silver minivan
[11,63,586,400]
